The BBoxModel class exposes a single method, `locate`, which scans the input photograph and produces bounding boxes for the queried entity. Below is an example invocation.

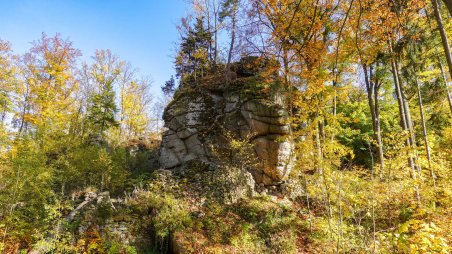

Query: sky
[0,0,190,97]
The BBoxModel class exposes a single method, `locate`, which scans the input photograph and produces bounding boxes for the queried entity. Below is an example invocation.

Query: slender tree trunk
[391,56,417,171]
[315,121,333,240]
[363,64,385,172]
[426,7,452,114]
[226,11,236,72]
[282,45,296,123]
[390,54,407,129]
[313,113,333,239]
[17,108,26,136]
[303,174,312,232]
[119,86,125,141]
[336,173,343,253]
[71,105,83,139]
[395,59,421,174]
[282,46,290,88]
[433,0,452,86]
[373,81,385,173]
[437,54,452,114]
[415,77,435,186]
[316,120,324,175]
[17,84,31,137]
[403,95,421,172]
[224,4,237,85]
[442,0,452,17]
[214,2,218,67]
[397,61,421,202]
[206,1,213,64]
[368,142,376,254]
[0,110,5,125]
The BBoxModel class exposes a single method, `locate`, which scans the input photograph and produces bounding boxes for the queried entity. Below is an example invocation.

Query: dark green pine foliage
[219,0,239,20]
[161,75,176,97]
[86,81,118,137]
[176,16,212,82]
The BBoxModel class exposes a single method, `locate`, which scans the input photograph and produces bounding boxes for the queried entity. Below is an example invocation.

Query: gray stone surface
[159,61,295,186]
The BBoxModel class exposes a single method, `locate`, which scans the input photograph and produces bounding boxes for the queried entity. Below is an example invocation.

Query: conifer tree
[86,78,118,137]
[176,16,212,83]
[161,75,176,97]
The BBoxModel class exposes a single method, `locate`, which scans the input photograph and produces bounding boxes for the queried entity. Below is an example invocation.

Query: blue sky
[0,0,190,97]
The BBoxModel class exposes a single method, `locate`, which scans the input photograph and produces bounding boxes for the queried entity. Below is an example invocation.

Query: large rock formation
[159,57,295,186]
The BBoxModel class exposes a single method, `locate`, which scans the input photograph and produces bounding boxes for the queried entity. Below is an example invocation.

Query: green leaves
[86,81,118,136]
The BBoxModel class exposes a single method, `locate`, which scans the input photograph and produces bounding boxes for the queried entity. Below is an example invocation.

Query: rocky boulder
[159,58,295,186]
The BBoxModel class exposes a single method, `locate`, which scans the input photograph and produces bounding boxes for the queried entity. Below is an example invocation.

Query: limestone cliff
[159,57,295,186]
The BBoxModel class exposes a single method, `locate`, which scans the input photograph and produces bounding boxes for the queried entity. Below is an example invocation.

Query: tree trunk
[437,54,452,114]
[314,119,333,239]
[442,0,452,17]
[282,45,292,117]
[433,0,452,87]
[395,61,421,202]
[315,119,324,175]
[206,1,213,64]
[390,52,407,129]
[214,2,218,67]
[226,11,236,72]
[391,56,417,171]
[415,77,435,186]
[363,64,385,172]
[367,142,377,254]
[373,81,385,173]
[395,59,420,169]
[426,6,452,114]
[17,84,31,137]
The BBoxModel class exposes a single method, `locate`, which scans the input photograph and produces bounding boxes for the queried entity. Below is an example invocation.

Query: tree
[361,62,386,172]
[119,79,153,141]
[176,16,212,83]
[442,0,452,16]
[86,78,118,137]
[0,139,55,248]
[85,50,122,138]
[161,75,176,97]
[0,40,16,124]
[220,0,239,74]
[18,33,81,143]
[0,40,17,153]
[191,0,222,66]
[432,0,452,112]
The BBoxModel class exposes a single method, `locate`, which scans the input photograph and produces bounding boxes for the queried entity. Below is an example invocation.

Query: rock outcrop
[159,57,295,186]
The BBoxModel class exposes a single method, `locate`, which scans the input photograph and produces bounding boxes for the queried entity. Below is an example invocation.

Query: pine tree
[161,75,176,97]
[84,50,124,139]
[176,16,212,83]
[86,80,118,137]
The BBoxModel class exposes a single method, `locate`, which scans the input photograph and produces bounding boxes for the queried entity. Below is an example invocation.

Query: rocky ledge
[159,57,295,186]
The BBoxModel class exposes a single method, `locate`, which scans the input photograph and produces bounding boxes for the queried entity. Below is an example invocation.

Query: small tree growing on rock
[176,16,213,84]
